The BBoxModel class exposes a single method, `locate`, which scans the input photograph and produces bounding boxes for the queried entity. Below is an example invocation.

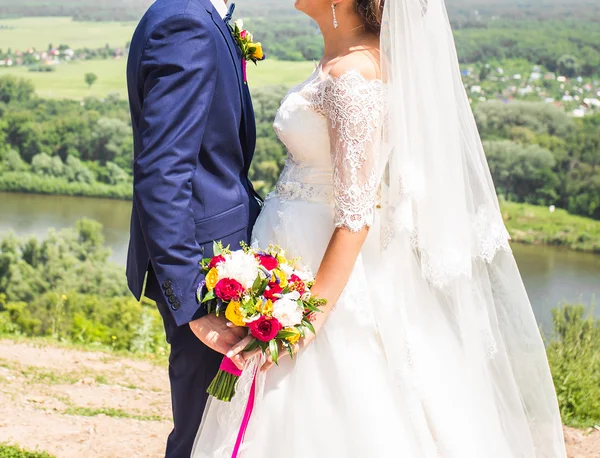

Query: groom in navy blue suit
[126,0,261,455]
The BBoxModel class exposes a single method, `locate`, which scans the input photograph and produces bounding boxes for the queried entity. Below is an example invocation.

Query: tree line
[0,219,165,353]
[1,0,598,22]
[0,76,132,199]
[1,1,598,76]
[1,73,599,219]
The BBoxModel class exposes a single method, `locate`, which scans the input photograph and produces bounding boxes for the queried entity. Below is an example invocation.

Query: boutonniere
[231,20,266,82]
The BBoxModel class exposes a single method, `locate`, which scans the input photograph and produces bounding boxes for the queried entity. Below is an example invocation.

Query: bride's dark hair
[355,0,385,35]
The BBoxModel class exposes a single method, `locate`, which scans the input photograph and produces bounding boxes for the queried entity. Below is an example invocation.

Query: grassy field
[501,201,600,253]
[0,59,315,99]
[0,59,127,99]
[0,17,136,50]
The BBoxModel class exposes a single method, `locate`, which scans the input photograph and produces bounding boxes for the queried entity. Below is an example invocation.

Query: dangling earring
[331,2,339,29]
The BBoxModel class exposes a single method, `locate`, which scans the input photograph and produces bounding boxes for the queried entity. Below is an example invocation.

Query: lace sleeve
[322,71,386,232]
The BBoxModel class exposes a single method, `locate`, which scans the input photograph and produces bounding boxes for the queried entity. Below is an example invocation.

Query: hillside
[0,338,599,457]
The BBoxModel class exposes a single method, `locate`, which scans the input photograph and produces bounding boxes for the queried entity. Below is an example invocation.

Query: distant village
[0,44,599,118]
[462,64,600,117]
[0,43,127,68]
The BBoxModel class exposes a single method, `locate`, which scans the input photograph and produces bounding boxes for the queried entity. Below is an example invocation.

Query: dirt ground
[0,339,599,457]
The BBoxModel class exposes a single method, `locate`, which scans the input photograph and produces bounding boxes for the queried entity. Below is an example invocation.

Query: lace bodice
[272,67,386,232]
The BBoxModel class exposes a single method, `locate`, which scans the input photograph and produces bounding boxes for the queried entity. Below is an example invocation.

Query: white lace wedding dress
[192,66,566,458]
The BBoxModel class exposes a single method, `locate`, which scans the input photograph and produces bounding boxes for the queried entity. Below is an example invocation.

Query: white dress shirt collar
[210,0,228,19]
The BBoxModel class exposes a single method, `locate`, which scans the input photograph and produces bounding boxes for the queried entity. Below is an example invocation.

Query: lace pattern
[321,71,386,232]
[272,69,386,232]
[383,199,512,288]
[269,158,334,204]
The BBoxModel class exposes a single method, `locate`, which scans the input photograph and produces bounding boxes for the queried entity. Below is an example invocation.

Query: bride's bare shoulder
[328,45,381,81]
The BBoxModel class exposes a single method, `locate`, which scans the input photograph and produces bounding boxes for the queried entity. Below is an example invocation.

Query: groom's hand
[189,315,248,369]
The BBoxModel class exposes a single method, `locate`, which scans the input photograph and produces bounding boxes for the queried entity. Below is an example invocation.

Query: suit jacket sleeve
[133,13,215,326]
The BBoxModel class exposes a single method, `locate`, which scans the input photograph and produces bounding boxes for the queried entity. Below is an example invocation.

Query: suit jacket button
[163,280,172,289]
[165,288,174,296]
[168,295,176,304]
[171,302,180,311]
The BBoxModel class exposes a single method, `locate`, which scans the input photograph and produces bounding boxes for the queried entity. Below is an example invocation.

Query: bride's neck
[318,13,368,61]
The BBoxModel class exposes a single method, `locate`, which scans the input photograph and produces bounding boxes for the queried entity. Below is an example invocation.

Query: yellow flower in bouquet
[251,42,264,61]
[273,269,288,288]
[261,299,274,315]
[284,327,301,345]
[205,268,219,291]
[225,300,246,327]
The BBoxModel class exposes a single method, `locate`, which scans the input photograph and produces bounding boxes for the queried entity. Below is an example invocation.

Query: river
[1,191,599,331]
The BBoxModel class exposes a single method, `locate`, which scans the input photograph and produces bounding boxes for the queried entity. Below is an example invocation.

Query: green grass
[0,60,128,99]
[0,58,314,99]
[0,444,55,458]
[247,59,316,87]
[0,358,79,385]
[501,201,600,253]
[0,334,169,366]
[0,17,135,50]
[63,406,166,421]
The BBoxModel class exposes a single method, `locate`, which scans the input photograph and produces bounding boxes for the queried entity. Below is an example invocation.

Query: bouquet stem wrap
[207,357,243,402]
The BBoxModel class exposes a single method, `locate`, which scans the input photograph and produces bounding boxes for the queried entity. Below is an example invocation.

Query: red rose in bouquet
[208,254,226,269]
[263,284,282,301]
[214,278,243,301]
[249,316,282,342]
[256,254,278,270]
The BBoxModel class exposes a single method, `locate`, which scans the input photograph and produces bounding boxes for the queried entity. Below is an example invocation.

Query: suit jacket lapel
[208,10,246,128]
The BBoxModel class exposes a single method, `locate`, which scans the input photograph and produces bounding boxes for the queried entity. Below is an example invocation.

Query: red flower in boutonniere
[231,19,266,83]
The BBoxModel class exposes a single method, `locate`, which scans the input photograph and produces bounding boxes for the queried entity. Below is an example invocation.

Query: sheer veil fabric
[191,0,567,456]
[374,0,566,455]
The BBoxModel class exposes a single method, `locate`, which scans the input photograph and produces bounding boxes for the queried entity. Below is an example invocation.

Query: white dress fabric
[192,67,566,458]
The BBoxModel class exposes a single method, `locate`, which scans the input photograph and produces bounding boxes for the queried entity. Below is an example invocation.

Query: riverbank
[0,172,131,200]
[1,183,598,255]
[0,338,597,457]
[501,201,600,254]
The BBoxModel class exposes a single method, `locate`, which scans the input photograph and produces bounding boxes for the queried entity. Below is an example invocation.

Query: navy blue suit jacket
[126,0,261,327]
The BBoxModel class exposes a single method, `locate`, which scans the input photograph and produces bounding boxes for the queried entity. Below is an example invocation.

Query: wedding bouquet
[198,242,326,402]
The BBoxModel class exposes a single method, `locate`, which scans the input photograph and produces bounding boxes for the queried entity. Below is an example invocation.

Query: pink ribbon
[231,365,258,458]
[242,59,247,84]
[220,356,243,377]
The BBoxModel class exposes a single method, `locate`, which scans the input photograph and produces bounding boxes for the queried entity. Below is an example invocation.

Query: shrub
[546,304,600,427]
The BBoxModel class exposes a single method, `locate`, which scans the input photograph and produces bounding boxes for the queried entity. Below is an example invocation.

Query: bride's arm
[305,226,369,335]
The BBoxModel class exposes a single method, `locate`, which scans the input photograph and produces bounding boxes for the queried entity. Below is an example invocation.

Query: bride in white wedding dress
[192,0,567,456]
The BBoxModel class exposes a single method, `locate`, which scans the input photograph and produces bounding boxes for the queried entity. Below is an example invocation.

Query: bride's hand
[224,331,317,373]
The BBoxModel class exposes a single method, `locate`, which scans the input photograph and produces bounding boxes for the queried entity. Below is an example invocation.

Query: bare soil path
[0,339,598,457]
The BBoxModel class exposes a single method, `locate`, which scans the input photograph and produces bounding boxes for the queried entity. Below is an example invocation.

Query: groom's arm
[134,14,215,326]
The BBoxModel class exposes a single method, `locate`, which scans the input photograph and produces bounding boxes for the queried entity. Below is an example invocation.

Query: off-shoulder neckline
[314,63,385,86]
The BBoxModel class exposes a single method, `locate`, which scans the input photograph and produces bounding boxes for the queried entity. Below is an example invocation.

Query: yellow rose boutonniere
[232,20,266,65]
